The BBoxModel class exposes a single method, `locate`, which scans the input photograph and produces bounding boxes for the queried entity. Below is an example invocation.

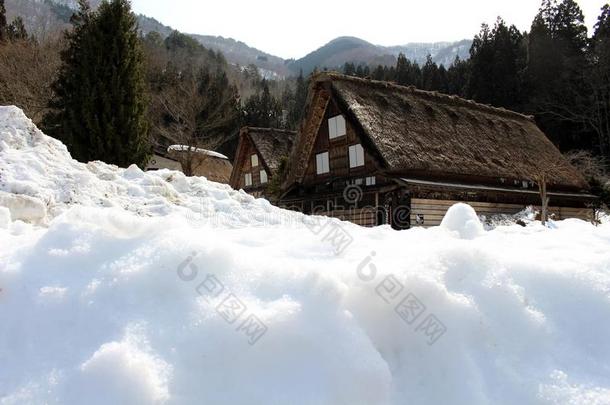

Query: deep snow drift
[1,106,610,405]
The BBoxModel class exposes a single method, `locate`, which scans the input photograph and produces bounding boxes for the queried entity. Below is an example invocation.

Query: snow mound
[0,106,295,228]
[2,106,610,404]
[440,202,485,239]
[0,206,10,228]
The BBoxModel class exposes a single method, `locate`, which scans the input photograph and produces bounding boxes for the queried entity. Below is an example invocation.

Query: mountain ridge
[287,36,471,75]
[6,0,472,78]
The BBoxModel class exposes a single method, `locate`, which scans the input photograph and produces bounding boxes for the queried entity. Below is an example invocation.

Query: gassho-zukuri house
[274,72,596,229]
[230,127,297,199]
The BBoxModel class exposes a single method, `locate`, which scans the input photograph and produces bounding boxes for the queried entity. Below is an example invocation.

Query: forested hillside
[287,37,471,75]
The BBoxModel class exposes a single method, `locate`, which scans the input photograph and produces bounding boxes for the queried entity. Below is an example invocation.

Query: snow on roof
[167,144,229,160]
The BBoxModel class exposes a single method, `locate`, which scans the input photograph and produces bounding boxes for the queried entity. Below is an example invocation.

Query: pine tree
[243,79,283,128]
[0,0,7,43]
[446,56,469,97]
[395,53,409,85]
[343,62,356,76]
[588,5,610,158]
[467,19,525,109]
[287,69,308,129]
[526,0,590,151]
[372,65,385,81]
[7,17,27,41]
[355,64,364,77]
[43,0,149,167]
[422,55,441,91]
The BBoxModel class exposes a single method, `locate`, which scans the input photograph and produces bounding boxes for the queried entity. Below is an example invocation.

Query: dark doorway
[391,190,411,230]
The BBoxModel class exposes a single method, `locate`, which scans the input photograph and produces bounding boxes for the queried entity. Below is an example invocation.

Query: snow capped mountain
[287,36,471,75]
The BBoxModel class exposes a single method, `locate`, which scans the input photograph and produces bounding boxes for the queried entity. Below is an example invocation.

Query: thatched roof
[247,127,296,172]
[230,127,296,186]
[286,73,588,191]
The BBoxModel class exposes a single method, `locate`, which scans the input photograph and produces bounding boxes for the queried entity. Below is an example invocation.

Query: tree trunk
[540,179,549,226]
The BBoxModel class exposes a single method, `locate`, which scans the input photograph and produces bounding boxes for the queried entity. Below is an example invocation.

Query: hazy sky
[131,0,608,59]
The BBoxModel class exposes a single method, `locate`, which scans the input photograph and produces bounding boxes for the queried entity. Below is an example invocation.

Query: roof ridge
[244,127,297,134]
[314,72,535,122]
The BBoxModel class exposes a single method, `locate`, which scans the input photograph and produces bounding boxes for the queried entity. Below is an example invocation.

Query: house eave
[397,177,597,200]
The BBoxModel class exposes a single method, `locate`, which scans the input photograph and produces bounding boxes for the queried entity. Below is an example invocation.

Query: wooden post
[540,175,549,226]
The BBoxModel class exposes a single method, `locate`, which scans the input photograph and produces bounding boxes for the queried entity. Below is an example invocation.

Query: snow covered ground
[1,105,610,404]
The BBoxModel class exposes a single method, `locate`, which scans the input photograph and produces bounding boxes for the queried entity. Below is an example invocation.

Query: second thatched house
[279,73,595,228]
[230,127,296,199]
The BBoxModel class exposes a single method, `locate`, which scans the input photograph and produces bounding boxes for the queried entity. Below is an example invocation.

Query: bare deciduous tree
[529,154,579,226]
[0,38,61,124]
[565,149,610,222]
[149,65,238,176]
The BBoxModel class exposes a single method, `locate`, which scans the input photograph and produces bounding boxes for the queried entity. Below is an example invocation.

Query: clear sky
[131,0,608,59]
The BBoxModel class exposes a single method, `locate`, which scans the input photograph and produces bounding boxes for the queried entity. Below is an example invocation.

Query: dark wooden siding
[301,98,382,186]
[410,198,594,227]
[234,136,267,191]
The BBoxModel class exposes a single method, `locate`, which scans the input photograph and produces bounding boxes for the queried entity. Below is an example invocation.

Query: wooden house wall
[410,198,594,227]
[301,98,383,186]
[234,136,268,191]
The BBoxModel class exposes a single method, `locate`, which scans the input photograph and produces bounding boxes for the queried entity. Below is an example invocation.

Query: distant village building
[277,73,595,228]
[145,153,182,172]
[146,146,233,184]
[167,145,233,183]
[230,127,296,199]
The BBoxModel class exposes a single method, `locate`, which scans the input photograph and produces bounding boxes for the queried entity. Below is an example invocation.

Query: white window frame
[366,176,376,186]
[328,115,347,139]
[251,154,259,167]
[244,173,252,187]
[349,144,365,168]
[316,152,330,175]
[260,170,268,184]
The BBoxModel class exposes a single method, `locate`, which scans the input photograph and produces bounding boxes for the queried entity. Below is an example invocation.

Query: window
[244,173,252,187]
[349,144,365,168]
[316,152,330,174]
[260,170,268,184]
[328,115,347,139]
[251,154,259,167]
[366,176,376,186]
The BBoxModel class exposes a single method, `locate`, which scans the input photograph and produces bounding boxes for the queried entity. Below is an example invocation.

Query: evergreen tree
[287,69,308,129]
[467,18,525,109]
[242,79,283,128]
[0,0,6,43]
[372,65,385,81]
[446,56,469,97]
[394,53,422,87]
[526,0,590,151]
[437,65,448,93]
[7,17,27,41]
[43,0,149,167]
[355,64,364,77]
[555,0,588,53]
[587,5,610,158]
[343,62,356,76]
[421,55,441,91]
[395,53,409,85]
